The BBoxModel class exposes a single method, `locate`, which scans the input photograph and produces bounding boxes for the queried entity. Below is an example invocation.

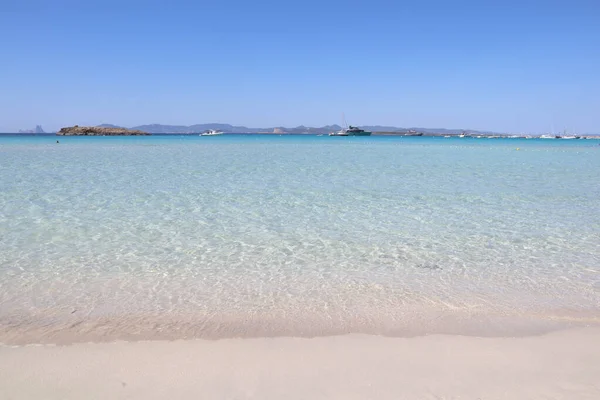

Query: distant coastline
[5,122,598,138]
[96,123,504,136]
[91,123,599,138]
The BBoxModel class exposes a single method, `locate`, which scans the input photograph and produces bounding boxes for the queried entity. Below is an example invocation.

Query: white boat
[329,126,371,136]
[329,129,348,136]
[329,113,372,136]
[200,129,224,136]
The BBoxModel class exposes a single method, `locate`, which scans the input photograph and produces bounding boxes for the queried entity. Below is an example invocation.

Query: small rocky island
[56,125,150,136]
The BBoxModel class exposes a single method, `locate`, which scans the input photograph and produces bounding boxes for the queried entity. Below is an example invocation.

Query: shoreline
[2,308,600,346]
[2,327,599,399]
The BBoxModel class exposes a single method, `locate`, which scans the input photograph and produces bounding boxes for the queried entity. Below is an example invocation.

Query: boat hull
[329,131,371,136]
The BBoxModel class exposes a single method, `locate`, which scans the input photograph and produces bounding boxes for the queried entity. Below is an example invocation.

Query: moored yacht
[329,125,372,136]
[200,129,224,136]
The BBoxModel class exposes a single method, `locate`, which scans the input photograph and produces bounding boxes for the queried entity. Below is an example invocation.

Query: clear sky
[1,0,599,133]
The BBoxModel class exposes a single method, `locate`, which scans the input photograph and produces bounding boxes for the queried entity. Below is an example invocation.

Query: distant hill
[18,125,45,134]
[90,123,505,136]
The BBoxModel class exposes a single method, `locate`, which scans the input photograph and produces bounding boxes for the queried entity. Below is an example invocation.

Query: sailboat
[540,121,558,138]
[329,113,372,136]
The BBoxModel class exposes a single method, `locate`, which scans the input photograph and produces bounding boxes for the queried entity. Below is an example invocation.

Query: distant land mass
[18,125,45,134]
[97,123,502,136]
[57,125,149,136]
[9,123,596,137]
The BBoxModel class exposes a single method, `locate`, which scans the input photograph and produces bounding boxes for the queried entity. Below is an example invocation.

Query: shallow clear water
[1,135,599,342]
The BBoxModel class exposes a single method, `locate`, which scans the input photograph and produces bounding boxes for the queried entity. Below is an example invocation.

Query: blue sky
[1,0,599,133]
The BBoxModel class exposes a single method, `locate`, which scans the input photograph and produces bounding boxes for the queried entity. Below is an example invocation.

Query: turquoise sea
[1,134,599,343]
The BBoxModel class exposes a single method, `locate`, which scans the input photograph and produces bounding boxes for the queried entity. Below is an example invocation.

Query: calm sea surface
[1,135,599,343]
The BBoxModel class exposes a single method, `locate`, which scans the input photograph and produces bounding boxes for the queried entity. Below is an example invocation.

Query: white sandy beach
[1,328,599,400]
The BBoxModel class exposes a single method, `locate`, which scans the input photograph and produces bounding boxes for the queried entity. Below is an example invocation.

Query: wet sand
[1,328,599,400]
